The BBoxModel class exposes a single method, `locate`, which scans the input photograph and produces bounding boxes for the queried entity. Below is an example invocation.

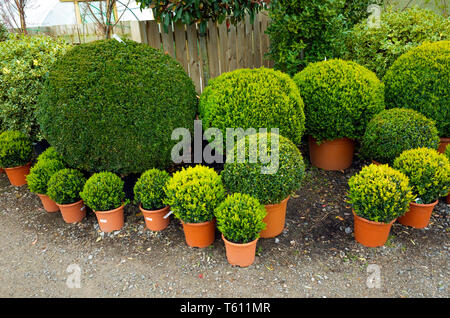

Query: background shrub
[393,148,450,204]
[215,193,266,244]
[348,164,414,223]
[346,7,450,78]
[222,132,305,205]
[26,159,65,194]
[293,59,384,143]
[37,39,197,175]
[47,168,86,205]
[384,41,450,137]
[164,165,225,223]
[0,35,69,140]
[445,145,450,160]
[199,68,305,145]
[134,169,170,210]
[80,172,126,211]
[361,108,440,164]
[0,130,33,168]
[37,147,63,163]
[0,23,8,42]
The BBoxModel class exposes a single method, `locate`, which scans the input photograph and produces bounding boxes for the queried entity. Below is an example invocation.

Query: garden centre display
[0,131,33,186]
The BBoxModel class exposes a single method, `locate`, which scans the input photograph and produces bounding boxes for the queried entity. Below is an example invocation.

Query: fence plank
[253,14,262,68]
[227,24,237,71]
[260,12,270,68]
[217,22,229,73]
[161,25,175,58]
[236,23,246,69]
[207,21,220,79]
[186,24,202,93]
[244,15,254,69]
[146,21,161,50]
[174,23,189,74]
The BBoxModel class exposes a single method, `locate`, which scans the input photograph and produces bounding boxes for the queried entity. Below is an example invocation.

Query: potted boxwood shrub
[164,165,225,248]
[0,131,33,186]
[348,164,414,247]
[293,59,385,170]
[215,193,266,267]
[134,168,171,231]
[80,172,127,233]
[361,108,440,165]
[445,145,450,204]
[36,146,63,162]
[47,168,87,223]
[393,147,450,228]
[222,132,305,238]
[26,158,65,212]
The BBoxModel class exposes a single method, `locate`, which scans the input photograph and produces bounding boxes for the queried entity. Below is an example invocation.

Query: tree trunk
[18,7,27,34]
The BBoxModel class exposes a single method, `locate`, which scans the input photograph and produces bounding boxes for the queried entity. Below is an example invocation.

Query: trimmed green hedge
[0,130,33,168]
[26,159,65,195]
[80,171,126,211]
[47,168,86,205]
[134,168,170,210]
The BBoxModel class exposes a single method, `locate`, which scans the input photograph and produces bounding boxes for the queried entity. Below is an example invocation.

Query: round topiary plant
[134,168,170,210]
[26,159,65,194]
[445,145,450,161]
[384,41,450,138]
[80,172,126,211]
[0,131,33,168]
[215,193,267,244]
[222,132,305,205]
[37,147,63,163]
[164,165,225,223]
[37,39,197,175]
[199,67,305,145]
[47,168,86,205]
[393,148,450,204]
[293,59,385,143]
[361,108,440,165]
[348,164,414,223]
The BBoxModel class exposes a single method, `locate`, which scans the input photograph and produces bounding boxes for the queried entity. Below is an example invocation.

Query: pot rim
[353,210,396,226]
[139,204,170,214]
[440,137,450,142]
[309,135,354,144]
[181,218,215,226]
[264,196,290,207]
[94,204,125,215]
[4,161,31,170]
[222,234,258,247]
[410,200,438,208]
[57,199,84,208]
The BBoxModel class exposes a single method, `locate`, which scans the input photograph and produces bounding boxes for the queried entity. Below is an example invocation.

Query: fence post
[130,21,147,44]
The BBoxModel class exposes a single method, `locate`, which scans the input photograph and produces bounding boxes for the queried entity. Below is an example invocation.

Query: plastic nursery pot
[57,200,86,223]
[308,136,355,171]
[181,219,215,248]
[261,196,290,238]
[437,137,450,154]
[37,193,60,213]
[398,200,438,229]
[222,235,258,268]
[140,204,170,232]
[94,205,125,233]
[353,211,396,248]
[4,162,31,187]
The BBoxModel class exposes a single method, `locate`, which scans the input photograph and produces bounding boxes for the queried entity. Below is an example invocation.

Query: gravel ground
[0,157,448,298]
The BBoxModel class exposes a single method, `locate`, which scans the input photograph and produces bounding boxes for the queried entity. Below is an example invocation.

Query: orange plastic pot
[261,196,289,238]
[94,205,125,233]
[4,162,31,186]
[437,137,450,154]
[58,200,86,223]
[140,205,170,231]
[353,212,395,247]
[398,200,438,229]
[222,235,258,267]
[37,193,59,212]
[181,219,215,248]
[308,136,355,170]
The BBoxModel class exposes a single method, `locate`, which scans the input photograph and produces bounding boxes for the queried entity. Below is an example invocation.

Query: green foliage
[0,23,8,42]
[37,39,197,175]
[293,59,385,143]
[222,132,305,205]
[348,164,414,223]
[445,145,450,160]
[346,7,450,78]
[0,34,69,140]
[361,108,440,165]
[37,147,63,163]
[393,147,450,204]
[164,165,225,223]
[134,168,170,210]
[384,41,450,137]
[215,193,267,244]
[199,68,305,145]
[26,159,65,194]
[80,172,126,211]
[0,130,33,168]
[47,168,86,205]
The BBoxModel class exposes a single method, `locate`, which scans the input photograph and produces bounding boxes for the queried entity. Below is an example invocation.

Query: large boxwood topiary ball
[293,59,385,143]
[384,41,450,138]
[37,39,197,175]
[199,68,305,145]
[361,108,440,165]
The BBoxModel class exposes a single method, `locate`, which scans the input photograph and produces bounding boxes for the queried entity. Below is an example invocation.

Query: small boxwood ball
[37,39,197,174]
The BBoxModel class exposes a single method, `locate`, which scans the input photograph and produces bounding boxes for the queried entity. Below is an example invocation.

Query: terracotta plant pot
[222,235,258,267]
[37,193,60,212]
[308,136,355,170]
[140,205,170,231]
[437,137,450,154]
[58,200,86,223]
[398,200,438,229]
[4,162,31,186]
[261,196,289,238]
[181,219,215,248]
[94,205,125,233]
[0,167,4,173]
[353,212,395,247]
